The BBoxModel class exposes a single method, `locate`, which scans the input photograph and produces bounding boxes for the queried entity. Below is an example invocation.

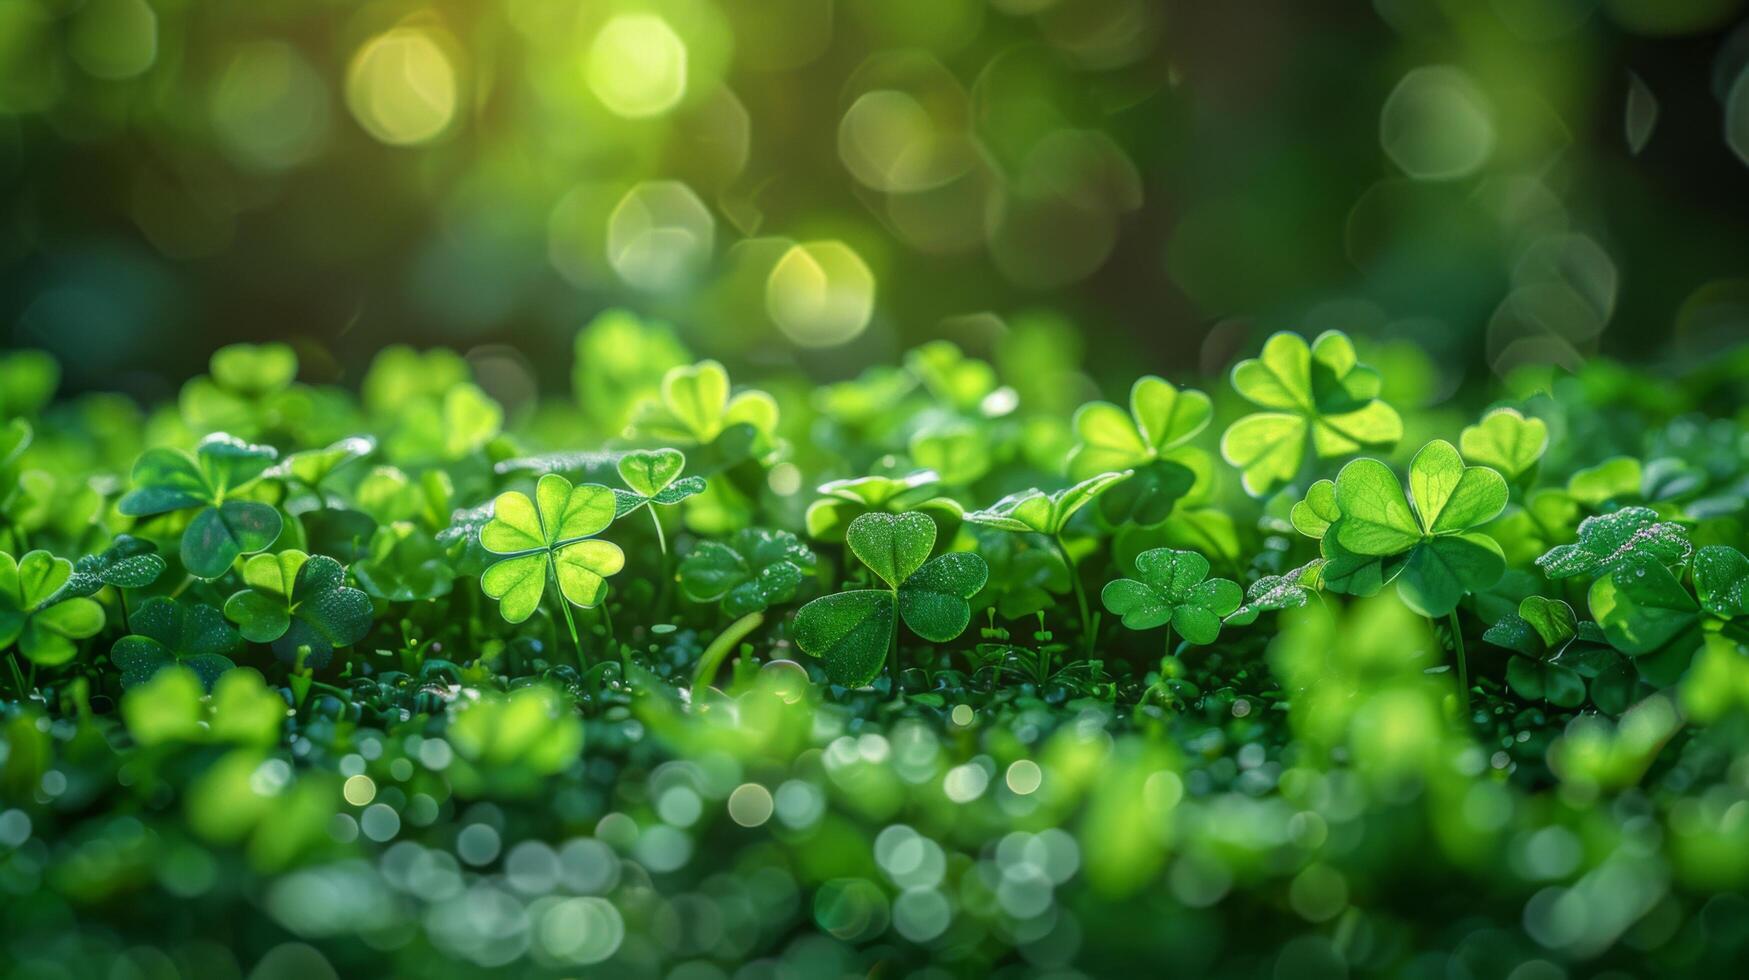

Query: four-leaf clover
[118,433,285,579]
[1101,548,1243,648]
[793,512,987,688]
[1331,440,1508,617]
[223,550,373,669]
[1220,331,1403,497]
[479,474,625,628]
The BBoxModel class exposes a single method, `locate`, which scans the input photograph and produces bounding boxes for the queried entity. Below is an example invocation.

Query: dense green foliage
[4,324,1749,978]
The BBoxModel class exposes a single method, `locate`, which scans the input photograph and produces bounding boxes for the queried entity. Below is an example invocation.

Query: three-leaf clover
[270,436,376,498]
[679,528,816,616]
[0,549,106,666]
[479,475,625,656]
[1331,440,1508,617]
[1459,408,1547,483]
[1220,331,1403,497]
[1068,376,1211,525]
[112,597,241,690]
[792,512,987,688]
[629,360,779,448]
[1587,544,1747,658]
[223,550,373,669]
[1535,506,1691,580]
[612,448,707,553]
[1101,548,1242,648]
[179,342,298,437]
[1482,595,1630,709]
[118,433,285,579]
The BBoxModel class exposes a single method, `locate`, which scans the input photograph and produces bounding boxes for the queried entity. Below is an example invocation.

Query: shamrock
[270,436,376,498]
[1289,479,1402,597]
[965,470,1130,648]
[1101,548,1243,648]
[1220,331,1403,497]
[1068,376,1213,526]
[0,549,106,666]
[121,666,284,748]
[611,448,707,553]
[679,528,816,617]
[792,512,987,689]
[629,360,779,448]
[479,475,625,658]
[1459,408,1547,483]
[50,535,166,602]
[179,342,299,437]
[353,523,455,602]
[111,597,241,690]
[906,341,1002,415]
[1332,440,1508,618]
[804,470,964,543]
[1565,456,1642,508]
[117,433,284,579]
[222,550,373,670]
[572,309,693,437]
[1535,506,1691,581]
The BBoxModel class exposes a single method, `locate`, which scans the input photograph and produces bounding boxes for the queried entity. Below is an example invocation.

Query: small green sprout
[1220,330,1403,497]
[1101,547,1242,652]
[792,512,987,690]
[111,597,241,690]
[679,528,816,617]
[222,550,373,670]
[478,474,625,663]
[118,433,285,579]
[612,448,707,553]
[0,549,106,667]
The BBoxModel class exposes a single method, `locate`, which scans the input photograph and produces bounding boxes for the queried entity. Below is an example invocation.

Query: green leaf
[13,549,72,608]
[1506,656,1586,707]
[56,535,165,601]
[963,471,1131,536]
[1224,568,1313,626]
[122,667,206,747]
[1459,408,1547,480]
[1407,440,1507,534]
[271,436,375,488]
[210,342,297,396]
[1396,532,1504,618]
[909,424,993,486]
[618,448,686,497]
[1333,458,1421,556]
[224,551,372,669]
[1221,331,1402,497]
[20,596,104,665]
[353,522,454,602]
[1290,480,1339,539]
[480,553,548,625]
[1588,557,1699,655]
[442,384,504,459]
[678,528,816,616]
[631,360,780,446]
[1101,547,1242,644]
[792,589,895,687]
[846,512,935,589]
[1519,595,1580,649]
[1317,524,1404,597]
[118,447,211,516]
[182,500,284,579]
[1535,506,1691,580]
[1067,376,1211,480]
[112,597,240,689]
[1567,456,1642,507]
[907,341,999,413]
[1693,545,1749,619]
[478,475,623,622]
[552,539,624,608]
[897,551,988,643]
[195,433,279,497]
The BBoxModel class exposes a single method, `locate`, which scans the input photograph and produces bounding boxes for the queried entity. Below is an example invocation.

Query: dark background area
[3,0,1749,401]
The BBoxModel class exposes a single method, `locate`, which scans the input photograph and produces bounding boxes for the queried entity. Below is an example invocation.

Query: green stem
[549,558,586,670]
[6,653,28,700]
[1447,611,1471,716]
[117,588,132,635]
[692,611,764,692]
[1163,621,1174,661]
[1052,535,1092,657]
[888,587,902,700]
[647,505,667,556]
[169,574,193,599]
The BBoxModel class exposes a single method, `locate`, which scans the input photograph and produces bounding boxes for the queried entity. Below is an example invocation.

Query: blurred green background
[4,0,1749,400]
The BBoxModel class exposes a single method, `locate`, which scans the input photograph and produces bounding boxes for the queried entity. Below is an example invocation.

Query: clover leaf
[1566,456,1642,507]
[1066,376,1211,524]
[1224,565,1315,626]
[906,341,1003,415]
[1535,506,1691,581]
[179,343,298,436]
[353,522,455,602]
[793,512,987,688]
[1331,440,1508,617]
[1288,479,1401,597]
[1693,545,1749,619]
[1220,331,1403,497]
[270,436,375,494]
[804,470,964,543]
[478,474,625,633]
[963,471,1132,537]
[111,597,240,690]
[1100,548,1242,646]
[611,448,707,553]
[909,423,994,486]
[629,360,779,447]
[1586,556,1700,656]
[118,433,284,579]
[679,528,816,616]
[0,549,106,666]
[222,550,372,670]
[1459,408,1548,482]
[970,528,1070,620]
[51,534,165,602]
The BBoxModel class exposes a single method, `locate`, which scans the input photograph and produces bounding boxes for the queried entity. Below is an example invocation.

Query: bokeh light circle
[1380,65,1496,180]
[587,14,688,119]
[607,180,715,292]
[765,241,876,348]
[346,28,458,146]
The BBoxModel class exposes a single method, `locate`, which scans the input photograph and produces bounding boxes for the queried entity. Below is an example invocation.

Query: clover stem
[888,588,902,700]
[117,588,131,635]
[1163,621,1174,661]
[1447,611,1471,716]
[647,505,667,556]
[5,653,27,700]
[692,611,763,693]
[555,593,586,672]
[1052,535,1092,657]
[169,574,193,600]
